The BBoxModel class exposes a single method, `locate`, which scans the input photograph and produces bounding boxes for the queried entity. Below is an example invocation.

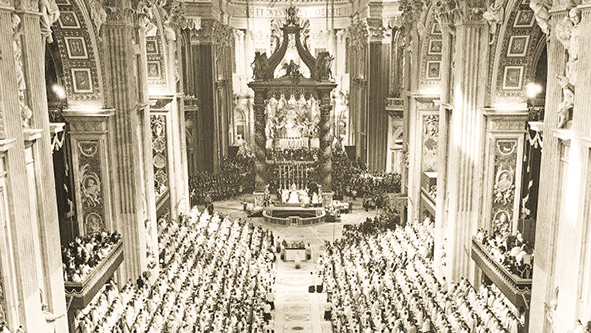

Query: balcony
[64,241,124,309]
[420,172,436,215]
[471,237,531,308]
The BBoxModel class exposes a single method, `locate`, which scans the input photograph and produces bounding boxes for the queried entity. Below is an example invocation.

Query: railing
[471,237,531,308]
[277,138,309,149]
[64,241,124,309]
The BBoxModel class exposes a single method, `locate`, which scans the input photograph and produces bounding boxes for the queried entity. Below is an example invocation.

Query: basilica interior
[0,0,589,332]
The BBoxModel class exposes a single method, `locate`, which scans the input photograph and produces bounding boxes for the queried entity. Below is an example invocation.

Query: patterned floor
[212,194,378,333]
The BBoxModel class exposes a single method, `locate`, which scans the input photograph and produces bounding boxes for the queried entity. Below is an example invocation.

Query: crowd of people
[266,147,319,161]
[74,208,276,333]
[475,229,534,279]
[319,217,525,333]
[62,231,121,283]
[189,154,255,205]
[190,147,402,207]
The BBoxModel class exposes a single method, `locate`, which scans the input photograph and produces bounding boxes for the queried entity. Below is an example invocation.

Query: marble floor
[210,194,378,333]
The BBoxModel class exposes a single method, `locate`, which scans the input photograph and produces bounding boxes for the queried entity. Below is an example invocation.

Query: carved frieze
[69,120,105,132]
[489,119,526,132]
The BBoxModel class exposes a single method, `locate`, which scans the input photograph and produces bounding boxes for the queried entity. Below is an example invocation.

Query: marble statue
[556,74,574,129]
[529,0,552,35]
[483,0,505,44]
[39,0,60,43]
[315,51,334,81]
[252,51,270,81]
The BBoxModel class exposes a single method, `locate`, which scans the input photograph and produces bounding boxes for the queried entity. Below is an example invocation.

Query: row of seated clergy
[74,207,277,333]
[320,217,522,333]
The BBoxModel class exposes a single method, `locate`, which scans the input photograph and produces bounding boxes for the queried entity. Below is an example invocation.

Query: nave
[70,195,523,333]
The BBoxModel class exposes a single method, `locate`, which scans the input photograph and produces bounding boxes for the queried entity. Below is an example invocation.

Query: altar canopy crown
[251,6,334,82]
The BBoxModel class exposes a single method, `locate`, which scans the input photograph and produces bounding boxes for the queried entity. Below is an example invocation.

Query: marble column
[434,24,453,279]
[102,11,148,282]
[446,21,488,283]
[20,7,68,331]
[549,7,591,331]
[367,20,390,171]
[251,87,268,193]
[406,28,420,224]
[527,10,566,331]
[318,87,334,201]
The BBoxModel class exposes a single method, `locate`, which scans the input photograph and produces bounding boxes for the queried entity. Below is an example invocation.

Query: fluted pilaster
[103,19,147,282]
[529,11,568,332]
[0,8,45,333]
[446,21,488,283]
[20,8,68,331]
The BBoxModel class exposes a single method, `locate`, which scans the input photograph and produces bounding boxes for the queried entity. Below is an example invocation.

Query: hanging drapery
[521,123,542,219]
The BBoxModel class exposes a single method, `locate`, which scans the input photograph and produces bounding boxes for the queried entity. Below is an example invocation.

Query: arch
[146,7,173,90]
[51,0,105,109]
[490,0,544,107]
[234,105,247,141]
[418,3,443,92]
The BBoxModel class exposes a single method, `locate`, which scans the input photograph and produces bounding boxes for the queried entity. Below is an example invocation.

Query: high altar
[248,6,337,206]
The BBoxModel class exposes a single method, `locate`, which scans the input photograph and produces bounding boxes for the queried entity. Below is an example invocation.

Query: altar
[248,5,336,207]
[285,249,306,261]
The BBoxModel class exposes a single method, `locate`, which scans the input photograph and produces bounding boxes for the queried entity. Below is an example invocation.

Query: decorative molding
[77,140,106,235]
[488,119,527,132]
[54,2,102,104]
[348,20,368,51]
[23,129,43,142]
[422,114,439,173]
[151,114,169,200]
[0,139,16,153]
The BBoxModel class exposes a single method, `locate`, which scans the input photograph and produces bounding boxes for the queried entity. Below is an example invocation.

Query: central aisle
[273,260,332,333]
[212,194,380,333]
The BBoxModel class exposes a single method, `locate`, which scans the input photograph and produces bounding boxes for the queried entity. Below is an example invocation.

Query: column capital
[432,0,487,34]
[348,19,368,50]
[366,17,392,43]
